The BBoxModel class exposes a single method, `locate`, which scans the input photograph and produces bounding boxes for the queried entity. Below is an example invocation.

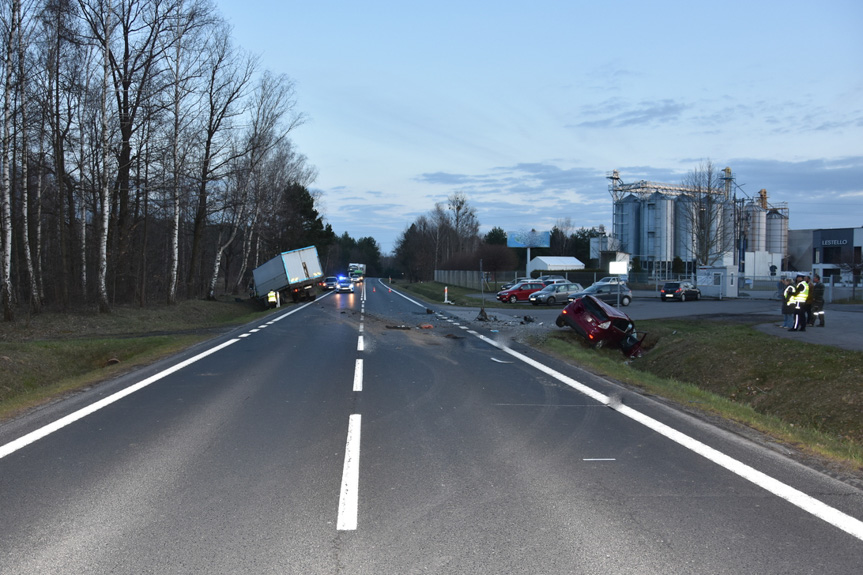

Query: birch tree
[186,20,254,297]
[95,0,113,312]
[0,0,21,320]
[205,71,303,298]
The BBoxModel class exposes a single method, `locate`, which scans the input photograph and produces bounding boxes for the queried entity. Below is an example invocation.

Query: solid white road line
[381,281,863,542]
[337,414,362,530]
[0,338,240,460]
[1,299,324,461]
[474,332,863,542]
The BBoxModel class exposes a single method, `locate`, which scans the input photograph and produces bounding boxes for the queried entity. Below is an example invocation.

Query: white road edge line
[472,332,863,542]
[0,338,240,460]
[378,282,863,541]
[0,298,323,460]
[337,414,362,530]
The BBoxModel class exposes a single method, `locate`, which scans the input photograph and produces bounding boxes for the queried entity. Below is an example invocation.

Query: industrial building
[606,169,789,279]
[789,227,863,284]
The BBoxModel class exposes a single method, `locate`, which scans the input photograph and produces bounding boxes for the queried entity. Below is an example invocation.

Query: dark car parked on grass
[568,282,632,306]
[529,282,585,305]
[556,295,645,358]
[497,281,545,303]
[660,281,701,302]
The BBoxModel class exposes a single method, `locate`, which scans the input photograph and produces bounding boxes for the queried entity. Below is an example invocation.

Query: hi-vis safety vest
[267,291,278,304]
[792,281,809,305]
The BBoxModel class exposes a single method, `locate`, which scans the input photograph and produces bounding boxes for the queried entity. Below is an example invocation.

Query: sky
[215,0,863,255]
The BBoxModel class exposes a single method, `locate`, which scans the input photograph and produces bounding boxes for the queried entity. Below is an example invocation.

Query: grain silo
[744,201,767,252]
[642,191,675,266]
[766,207,789,256]
[614,194,641,256]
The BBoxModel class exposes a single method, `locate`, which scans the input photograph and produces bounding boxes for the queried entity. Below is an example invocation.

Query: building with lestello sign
[788,227,863,284]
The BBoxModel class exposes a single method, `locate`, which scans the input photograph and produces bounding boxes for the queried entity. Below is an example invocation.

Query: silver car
[568,282,632,306]
[529,282,585,305]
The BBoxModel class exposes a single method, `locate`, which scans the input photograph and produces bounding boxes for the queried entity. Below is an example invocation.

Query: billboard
[507,230,551,248]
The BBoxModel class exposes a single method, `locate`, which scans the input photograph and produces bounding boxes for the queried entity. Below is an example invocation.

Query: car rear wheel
[621,296,631,306]
[555,316,565,327]
[509,295,518,303]
[547,296,556,305]
[680,294,687,302]
[695,292,700,300]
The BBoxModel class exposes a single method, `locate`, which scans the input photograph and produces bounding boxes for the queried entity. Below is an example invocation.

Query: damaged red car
[555,294,645,358]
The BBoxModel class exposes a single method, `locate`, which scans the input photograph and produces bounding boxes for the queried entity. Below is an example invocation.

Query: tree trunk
[0,0,20,321]
[96,0,113,314]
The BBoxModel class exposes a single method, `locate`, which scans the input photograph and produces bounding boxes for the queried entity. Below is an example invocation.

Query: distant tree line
[0,0,348,320]
[392,193,605,281]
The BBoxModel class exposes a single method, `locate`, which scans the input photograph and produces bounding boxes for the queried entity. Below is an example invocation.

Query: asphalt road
[1,279,862,573]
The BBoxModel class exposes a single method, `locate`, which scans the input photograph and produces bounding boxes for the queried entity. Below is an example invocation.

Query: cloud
[571,98,689,129]
[318,156,863,254]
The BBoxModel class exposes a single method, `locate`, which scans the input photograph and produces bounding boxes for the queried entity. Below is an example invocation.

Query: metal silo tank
[745,202,767,252]
[617,194,641,255]
[674,194,695,261]
[766,209,788,255]
[643,192,674,263]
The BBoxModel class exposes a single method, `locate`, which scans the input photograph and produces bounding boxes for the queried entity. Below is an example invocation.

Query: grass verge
[387,279,517,309]
[0,297,270,420]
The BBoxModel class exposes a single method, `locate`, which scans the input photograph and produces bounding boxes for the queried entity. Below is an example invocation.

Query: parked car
[323,276,339,290]
[660,281,701,302]
[537,275,567,284]
[594,276,627,285]
[556,294,645,358]
[497,281,545,303]
[499,277,531,291]
[335,277,354,293]
[529,282,585,305]
[568,282,632,306]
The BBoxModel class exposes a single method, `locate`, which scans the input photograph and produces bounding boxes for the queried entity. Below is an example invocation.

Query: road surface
[1,279,862,573]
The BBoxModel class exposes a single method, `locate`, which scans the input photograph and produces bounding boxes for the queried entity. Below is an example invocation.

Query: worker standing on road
[790,275,809,332]
[808,274,826,327]
[781,278,795,329]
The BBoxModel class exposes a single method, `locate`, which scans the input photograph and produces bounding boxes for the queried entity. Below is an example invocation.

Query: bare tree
[678,159,732,266]
[447,191,479,254]
[94,0,114,312]
[205,71,304,298]
[77,0,178,301]
[186,21,255,296]
[1,0,23,320]
[164,0,213,303]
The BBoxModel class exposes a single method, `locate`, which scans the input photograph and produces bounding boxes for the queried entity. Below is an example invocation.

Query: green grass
[0,297,271,419]
[391,279,522,309]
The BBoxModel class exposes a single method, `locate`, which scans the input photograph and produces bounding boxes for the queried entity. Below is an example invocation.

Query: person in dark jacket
[780,278,795,329]
[808,274,826,327]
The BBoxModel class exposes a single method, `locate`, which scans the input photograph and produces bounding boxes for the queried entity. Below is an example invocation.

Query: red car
[555,295,645,358]
[496,281,545,303]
